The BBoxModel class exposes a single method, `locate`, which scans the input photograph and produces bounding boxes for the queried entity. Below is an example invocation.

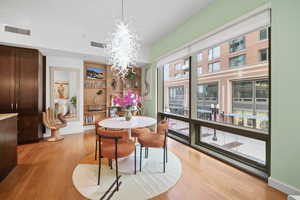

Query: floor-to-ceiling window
[197,83,218,120]
[163,58,190,141]
[158,9,270,177]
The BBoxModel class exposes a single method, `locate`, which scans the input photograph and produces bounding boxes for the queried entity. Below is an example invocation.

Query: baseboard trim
[268,177,300,195]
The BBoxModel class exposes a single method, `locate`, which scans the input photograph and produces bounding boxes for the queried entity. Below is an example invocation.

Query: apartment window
[259,48,268,62]
[197,83,218,120]
[232,80,269,131]
[230,36,246,53]
[230,54,246,67]
[208,46,220,60]
[168,86,185,115]
[163,58,190,117]
[175,63,181,70]
[260,28,268,40]
[197,67,203,74]
[197,53,203,62]
[208,62,221,72]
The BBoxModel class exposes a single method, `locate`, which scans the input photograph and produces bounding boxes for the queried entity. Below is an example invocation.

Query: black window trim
[158,24,272,180]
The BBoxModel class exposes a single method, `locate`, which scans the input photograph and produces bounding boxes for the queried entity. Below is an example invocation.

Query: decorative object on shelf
[86,67,104,80]
[125,69,136,80]
[106,0,140,78]
[111,78,117,90]
[113,91,142,121]
[96,89,103,95]
[93,89,103,104]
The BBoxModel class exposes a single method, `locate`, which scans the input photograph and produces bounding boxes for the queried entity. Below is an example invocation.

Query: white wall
[46,56,84,135]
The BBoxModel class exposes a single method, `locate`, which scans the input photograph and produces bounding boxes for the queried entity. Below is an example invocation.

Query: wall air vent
[90,41,106,48]
[4,25,31,36]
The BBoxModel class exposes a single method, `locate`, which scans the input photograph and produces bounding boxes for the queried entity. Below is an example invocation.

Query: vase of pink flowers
[113,91,143,121]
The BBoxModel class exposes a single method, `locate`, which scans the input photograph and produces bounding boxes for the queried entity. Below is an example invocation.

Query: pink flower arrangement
[113,91,143,109]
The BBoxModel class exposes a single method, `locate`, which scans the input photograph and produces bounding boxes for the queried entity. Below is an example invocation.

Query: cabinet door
[0,46,16,113]
[15,48,38,113]
[17,113,41,144]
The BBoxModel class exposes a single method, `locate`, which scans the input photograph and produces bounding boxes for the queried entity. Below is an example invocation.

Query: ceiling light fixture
[106,0,140,78]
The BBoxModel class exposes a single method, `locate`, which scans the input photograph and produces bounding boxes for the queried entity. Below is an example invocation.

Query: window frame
[208,61,221,72]
[158,26,271,180]
[231,79,269,132]
[208,46,221,61]
[259,48,269,62]
[229,54,246,68]
[259,28,268,41]
[229,36,246,53]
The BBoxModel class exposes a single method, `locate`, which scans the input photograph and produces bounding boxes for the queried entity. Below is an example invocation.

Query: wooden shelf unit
[83,61,141,126]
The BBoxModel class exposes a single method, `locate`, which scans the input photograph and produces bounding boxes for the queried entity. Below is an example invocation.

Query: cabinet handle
[16,103,18,111]
[11,103,13,111]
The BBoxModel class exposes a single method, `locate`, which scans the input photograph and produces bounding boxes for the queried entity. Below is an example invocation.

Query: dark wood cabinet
[0,115,17,182]
[0,46,16,113]
[0,45,44,144]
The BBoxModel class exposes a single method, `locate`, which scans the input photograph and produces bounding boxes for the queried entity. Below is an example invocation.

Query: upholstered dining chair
[97,129,136,190]
[138,120,169,173]
[131,127,150,143]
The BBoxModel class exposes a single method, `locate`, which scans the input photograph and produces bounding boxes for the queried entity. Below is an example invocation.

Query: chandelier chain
[122,0,124,21]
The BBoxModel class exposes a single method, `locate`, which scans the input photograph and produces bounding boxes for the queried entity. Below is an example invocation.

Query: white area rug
[72,148,182,200]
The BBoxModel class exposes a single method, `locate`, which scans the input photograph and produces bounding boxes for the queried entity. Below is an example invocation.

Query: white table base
[112,150,147,174]
[99,116,156,174]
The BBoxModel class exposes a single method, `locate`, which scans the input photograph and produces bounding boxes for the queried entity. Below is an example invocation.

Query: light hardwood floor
[0,131,286,200]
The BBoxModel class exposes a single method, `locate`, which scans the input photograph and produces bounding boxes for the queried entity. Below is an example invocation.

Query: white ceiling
[0,0,213,62]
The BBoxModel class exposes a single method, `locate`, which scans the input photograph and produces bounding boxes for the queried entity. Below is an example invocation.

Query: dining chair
[131,127,150,143]
[137,120,169,173]
[97,129,136,190]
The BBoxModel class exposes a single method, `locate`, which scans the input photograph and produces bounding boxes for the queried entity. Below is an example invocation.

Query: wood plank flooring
[0,131,286,200]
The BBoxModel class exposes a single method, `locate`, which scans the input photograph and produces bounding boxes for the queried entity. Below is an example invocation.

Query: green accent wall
[145,0,270,119]
[143,0,300,192]
[151,0,269,61]
[271,0,300,190]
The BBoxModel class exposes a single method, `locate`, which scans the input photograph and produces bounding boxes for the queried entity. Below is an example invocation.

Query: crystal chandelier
[106,0,139,78]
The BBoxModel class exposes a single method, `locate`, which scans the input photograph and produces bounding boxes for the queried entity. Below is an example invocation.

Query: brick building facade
[164,28,269,131]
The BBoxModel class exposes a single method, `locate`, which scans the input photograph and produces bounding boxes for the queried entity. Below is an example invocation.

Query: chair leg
[95,139,98,160]
[98,144,101,185]
[166,143,168,163]
[115,157,119,191]
[145,147,148,158]
[163,146,166,173]
[134,146,137,174]
[109,159,112,169]
[140,145,143,172]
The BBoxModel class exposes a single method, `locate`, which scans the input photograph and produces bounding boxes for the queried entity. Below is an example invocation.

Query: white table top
[99,116,156,129]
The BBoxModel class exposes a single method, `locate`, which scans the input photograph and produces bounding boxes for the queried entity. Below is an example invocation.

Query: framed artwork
[86,67,104,80]
[143,66,152,100]
[54,81,69,99]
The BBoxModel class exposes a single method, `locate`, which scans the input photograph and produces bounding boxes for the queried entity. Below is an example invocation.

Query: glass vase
[125,110,132,121]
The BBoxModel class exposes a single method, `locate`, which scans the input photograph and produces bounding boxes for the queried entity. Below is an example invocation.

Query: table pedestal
[112,147,147,174]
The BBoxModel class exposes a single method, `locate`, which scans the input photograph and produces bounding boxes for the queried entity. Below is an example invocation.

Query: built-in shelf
[83,61,141,126]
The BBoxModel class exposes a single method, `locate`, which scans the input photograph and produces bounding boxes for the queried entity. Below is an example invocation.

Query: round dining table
[98,116,157,173]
